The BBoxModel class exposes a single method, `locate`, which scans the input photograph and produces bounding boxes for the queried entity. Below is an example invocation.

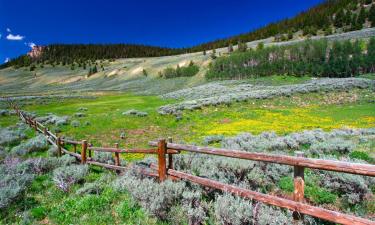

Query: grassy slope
[14,87,374,153]
[0,28,374,95]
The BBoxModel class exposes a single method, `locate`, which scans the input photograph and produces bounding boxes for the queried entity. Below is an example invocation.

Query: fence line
[6,98,375,225]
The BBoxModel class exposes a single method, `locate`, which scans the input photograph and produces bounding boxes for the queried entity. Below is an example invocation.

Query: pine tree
[369,5,375,26]
[334,9,345,27]
[344,11,352,25]
[357,7,366,25]
[92,65,98,73]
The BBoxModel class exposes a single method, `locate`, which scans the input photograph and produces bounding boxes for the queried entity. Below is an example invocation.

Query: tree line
[1,0,374,69]
[206,38,375,79]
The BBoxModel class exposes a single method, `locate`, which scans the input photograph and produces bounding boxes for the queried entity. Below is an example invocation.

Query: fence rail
[6,98,375,225]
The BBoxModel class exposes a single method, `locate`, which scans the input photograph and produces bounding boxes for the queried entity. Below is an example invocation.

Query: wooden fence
[6,99,375,225]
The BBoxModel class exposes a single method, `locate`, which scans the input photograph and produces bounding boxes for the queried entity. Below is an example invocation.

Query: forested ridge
[2,0,374,69]
[207,38,375,79]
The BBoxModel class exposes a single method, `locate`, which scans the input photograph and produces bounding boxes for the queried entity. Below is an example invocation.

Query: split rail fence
[6,99,375,225]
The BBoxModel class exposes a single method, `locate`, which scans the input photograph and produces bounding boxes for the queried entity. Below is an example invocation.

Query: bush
[305,185,337,204]
[0,158,36,209]
[76,174,114,195]
[214,194,253,225]
[11,135,49,156]
[93,152,114,165]
[30,206,47,220]
[122,109,148,117]
[158,78,374,115]
[52,165,89,192]
[113,173,185,220]
[309,138,354,155]
[70,120,80,127]
[349,151,373,163]
[257,204,291,225]
[0,124,28,147]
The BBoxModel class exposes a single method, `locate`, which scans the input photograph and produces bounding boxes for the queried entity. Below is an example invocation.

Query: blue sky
[0,0,323,63]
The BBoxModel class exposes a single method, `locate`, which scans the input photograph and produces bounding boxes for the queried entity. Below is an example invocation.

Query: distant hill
[2,0,374,69]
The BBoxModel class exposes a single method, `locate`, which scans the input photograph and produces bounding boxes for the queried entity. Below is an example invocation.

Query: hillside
[2,0,375,69]
[1,28,374,95]
[1,1,375,224]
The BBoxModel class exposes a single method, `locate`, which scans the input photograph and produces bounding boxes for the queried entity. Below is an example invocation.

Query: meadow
[1,75,374,224]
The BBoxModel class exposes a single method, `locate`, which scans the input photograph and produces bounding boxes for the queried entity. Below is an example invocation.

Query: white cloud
[6,34,25,41]
[6,28,11,32]
[4,58,10,63]
[28,42,36,48]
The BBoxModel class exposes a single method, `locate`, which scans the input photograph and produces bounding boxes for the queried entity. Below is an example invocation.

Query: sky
[0,0,324,63]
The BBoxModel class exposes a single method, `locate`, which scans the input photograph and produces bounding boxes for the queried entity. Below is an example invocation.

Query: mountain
[2,0,374,69]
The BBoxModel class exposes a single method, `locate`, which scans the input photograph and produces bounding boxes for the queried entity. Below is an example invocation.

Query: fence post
[81,140,87,164]
[114,143,120,166]
[167,137,173,170]
[33,120,38,132]
[293,151,305,221]
[43,127,47,135]
[88,143,92,158]
[157,139,167,182]
[56,137,62,157]
[73,144,77,153]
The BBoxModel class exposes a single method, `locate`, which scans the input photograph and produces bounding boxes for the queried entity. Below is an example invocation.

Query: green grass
[0,115,18,128]
[0,170,160,225]
[279,175,337,205]
[17,89,374,151]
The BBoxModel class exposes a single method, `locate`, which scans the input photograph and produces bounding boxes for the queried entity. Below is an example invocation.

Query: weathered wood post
[167,137,173,170]
[33,120,38,132]
[56,137,62,157]
[114,143,120,166]
[157,139,167,182]
[88,143,92,158]
[81,140,87,164]
[293,151,305,221]
[73,144,77,153]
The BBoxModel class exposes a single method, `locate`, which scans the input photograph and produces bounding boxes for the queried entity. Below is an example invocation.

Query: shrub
[0,158,36,209]
[30,206,47,220]
[70,120,80,127]
[52,164,89,192]
[113,173,185,220]
[305,185,337,204]
[39,155,76,172]
[35,114,69,126]
[203,135,224,145]
[257,204,291,225]
[0,124,28,146]
[76,174,114,195]
[349,151,373,163]
[93,152,114,165]
[11,135,49,156]
[214,194,253,225]
[158,78,374,114]
[47,146,58,157]
[309,138,354,155]
[74,112,86,117]
[279,176,294,193]
[321,171,369,200]
[122,109,148,117]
